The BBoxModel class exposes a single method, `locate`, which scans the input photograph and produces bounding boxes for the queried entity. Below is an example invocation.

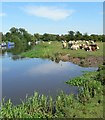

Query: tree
[83,33,89,41]
[10,27,18,34]
[68,31,75,40]
[64,34,70,42]
[75,31,82,40]
[19,28,27,35]
[60,34,65,41]
[34,33,41,41]
[5,32,11,41]
[42,33,51,41]
[56,35,61,41]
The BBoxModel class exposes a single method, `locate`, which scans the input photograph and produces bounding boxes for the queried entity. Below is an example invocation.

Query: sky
[0,2,103,35]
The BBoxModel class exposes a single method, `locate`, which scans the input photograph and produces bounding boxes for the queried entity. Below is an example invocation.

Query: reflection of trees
[11,55,20,60]
[50,57,60,63]
[11,55,25,60]
[9,43,32,60]
[55,58,60,63]
[1,42,32,60]
[7,43,32,55]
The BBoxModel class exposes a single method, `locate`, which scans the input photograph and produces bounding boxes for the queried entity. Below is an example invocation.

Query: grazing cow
[71,44,79,50]
[97,45,100,50]
[84,45,92,51]
[91,46,96,51]
[90,44,99,51]
[72,41,76,45]
[74,40,79,44]
[84,44,99,51]
[79,44,85,49]
[85,41,89,45]
[79,44,83,49]
[62,40,67,48]
[68,41,73,49]
[90,40,95,45]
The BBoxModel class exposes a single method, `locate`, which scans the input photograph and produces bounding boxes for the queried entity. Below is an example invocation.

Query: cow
[62,40,67,48]
[84,45,92,51]
[71,44,79,50]
[90,44,99,51]
[68,41,73,49]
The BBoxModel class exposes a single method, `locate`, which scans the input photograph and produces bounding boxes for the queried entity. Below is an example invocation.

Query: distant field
[21,41,103,59]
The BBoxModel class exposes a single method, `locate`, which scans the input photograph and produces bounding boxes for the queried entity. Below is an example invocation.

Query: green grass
[21,41,103,59]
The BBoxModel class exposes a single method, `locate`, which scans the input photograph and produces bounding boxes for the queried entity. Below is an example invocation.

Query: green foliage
[75,31,83,40]
[2,27,104,43]
[42,33,57,41]
[2,27,33,45]
[66,71,98,86]
[67,67,104,105]
[97,65,105,85]
[68,31,75,40]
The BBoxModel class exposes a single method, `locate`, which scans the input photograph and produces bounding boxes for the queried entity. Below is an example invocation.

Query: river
[0,50,98,105]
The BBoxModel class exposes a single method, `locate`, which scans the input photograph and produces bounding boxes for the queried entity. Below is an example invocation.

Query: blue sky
[1,2,103,35]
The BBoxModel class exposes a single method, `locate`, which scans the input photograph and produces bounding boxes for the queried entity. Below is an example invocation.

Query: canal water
[1,51,97,105]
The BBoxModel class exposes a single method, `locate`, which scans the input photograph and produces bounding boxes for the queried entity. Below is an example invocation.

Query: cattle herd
[62,40,99,51]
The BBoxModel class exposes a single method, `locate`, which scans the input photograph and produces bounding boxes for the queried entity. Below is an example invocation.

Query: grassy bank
[0,66,104,118]
[21,41,103,59]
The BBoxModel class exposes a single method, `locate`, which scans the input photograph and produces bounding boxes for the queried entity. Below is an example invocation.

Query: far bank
[21,41,103,67]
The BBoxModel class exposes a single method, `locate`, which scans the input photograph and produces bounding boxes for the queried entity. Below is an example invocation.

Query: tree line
[1,27,104,44]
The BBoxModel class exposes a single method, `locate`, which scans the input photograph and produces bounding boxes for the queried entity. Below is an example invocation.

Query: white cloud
[26,61,71,76]
[23,5,74,21]
[0,12,6,17]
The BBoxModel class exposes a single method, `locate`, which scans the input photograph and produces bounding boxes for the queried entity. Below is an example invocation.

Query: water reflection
[2,43,32,56]
[2,52,97,105]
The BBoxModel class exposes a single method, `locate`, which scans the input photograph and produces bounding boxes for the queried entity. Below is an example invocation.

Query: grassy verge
[0,66,104,118]
[21,41,103,59]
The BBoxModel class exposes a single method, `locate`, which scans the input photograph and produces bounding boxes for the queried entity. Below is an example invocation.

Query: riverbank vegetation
[21,41,103,58]
[20,41,103,67]
[0,65,104,118]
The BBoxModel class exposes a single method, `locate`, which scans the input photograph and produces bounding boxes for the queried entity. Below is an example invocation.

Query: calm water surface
[1,52,97,104]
